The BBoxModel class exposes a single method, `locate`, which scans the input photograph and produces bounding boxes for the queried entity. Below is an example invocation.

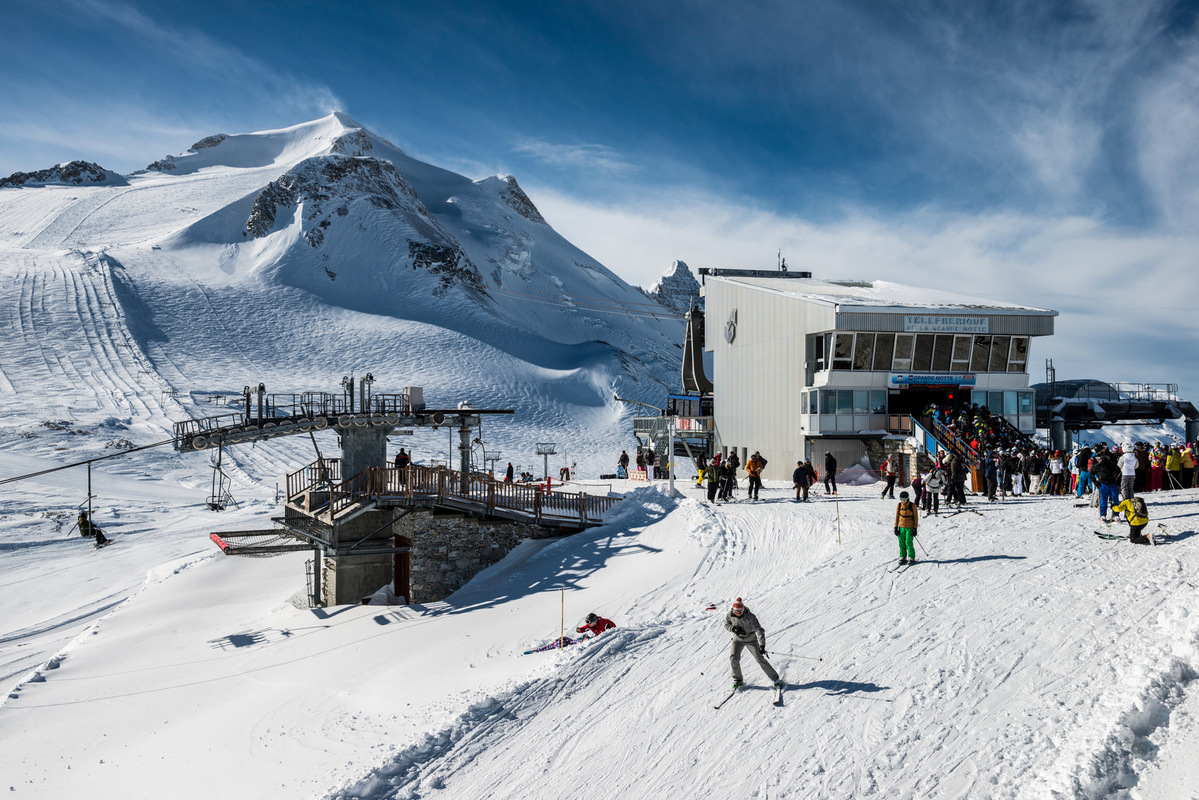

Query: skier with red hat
[724,597,782,691]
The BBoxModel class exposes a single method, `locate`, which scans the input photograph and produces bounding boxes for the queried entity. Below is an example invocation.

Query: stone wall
[392,511,535,603]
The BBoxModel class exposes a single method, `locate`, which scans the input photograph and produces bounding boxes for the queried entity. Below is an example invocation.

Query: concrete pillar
[1186,419,1199,445]
[340,425,390,479]
[1050,418,1067,452]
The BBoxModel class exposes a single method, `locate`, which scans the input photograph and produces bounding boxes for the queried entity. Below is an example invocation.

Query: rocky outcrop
[189,134,228,151]
[0,161,126,188]
[643,260,702,314]
[244,154,488,297]
[146,134,229,171]
[245,155,423,240]
[498,175,546,225]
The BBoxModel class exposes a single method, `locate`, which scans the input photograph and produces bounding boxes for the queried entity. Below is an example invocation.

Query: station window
[912,334,935,372]
[892,334,914,371]
[853,334,875,370]
[932,335,954,372]
[951,336,972,372]
[970,336,991,372]
[813,335,828,372]
[802,391,809,414]
[1008,337,1028,372]
[989,336,1011,372]
[873,334,895,370]
[833,334,854,370]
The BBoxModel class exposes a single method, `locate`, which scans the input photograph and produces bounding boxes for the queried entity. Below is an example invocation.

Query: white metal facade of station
[701,273,1057,481]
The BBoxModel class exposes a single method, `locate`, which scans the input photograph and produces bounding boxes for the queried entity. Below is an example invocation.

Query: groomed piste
[3,473,1197,799]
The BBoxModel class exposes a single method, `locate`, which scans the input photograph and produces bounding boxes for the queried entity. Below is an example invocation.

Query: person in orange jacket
[745,451,767,501]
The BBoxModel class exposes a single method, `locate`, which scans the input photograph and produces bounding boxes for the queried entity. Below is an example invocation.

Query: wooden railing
[285,459,342,500]
[290,461,622,526]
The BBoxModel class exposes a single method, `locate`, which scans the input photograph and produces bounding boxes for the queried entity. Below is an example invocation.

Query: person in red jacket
[576,612,617,637]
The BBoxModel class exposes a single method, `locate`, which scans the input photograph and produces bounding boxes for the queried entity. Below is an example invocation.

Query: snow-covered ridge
[0,160,127,188]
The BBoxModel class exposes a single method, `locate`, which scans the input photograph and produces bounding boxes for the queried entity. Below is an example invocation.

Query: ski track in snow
[326,493,1199,800]
[2,115,1198,799]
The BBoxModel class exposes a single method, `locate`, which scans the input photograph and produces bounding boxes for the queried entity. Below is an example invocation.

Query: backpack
[1132,497,1148,519]
[759,457,768,468]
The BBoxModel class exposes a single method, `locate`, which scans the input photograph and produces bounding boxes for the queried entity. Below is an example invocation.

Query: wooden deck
[286,460,622,530]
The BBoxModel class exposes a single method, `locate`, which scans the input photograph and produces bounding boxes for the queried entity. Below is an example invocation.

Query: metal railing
[289,461,622,527]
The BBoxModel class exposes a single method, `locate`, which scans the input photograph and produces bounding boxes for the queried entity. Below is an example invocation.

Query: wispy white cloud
[512,139,636,174]
[1136,43,1199,232]
[62,0,342,118]
[528,181,1199,396]
[0,0,343,175]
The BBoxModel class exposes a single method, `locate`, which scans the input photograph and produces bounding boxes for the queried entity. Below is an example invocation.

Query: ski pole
[915,535,930,557]
[834,490,842,545]
[699,644,727,676]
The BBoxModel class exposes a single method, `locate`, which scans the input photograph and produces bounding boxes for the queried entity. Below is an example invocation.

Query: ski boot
[732,679,744,691]
[899,558,908,566]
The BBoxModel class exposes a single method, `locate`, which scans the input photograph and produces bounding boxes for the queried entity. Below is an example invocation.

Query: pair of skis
[715,682,784,709]
[1093,525,1158,545]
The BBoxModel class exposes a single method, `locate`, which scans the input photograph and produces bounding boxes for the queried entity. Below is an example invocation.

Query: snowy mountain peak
[143,113,387,176]
[643,260,701,313]
[0,160,127,188]
[475,175,546,225]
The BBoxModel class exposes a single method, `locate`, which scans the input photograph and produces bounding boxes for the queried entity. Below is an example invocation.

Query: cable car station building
[699,269,1057,481]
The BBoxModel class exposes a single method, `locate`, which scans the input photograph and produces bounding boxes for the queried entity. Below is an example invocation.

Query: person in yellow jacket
[1111,496,1150,543]
[1165,446,1183,490]
[1181,445,1195,488]
[893,490,919,566]
[745,451,767,501]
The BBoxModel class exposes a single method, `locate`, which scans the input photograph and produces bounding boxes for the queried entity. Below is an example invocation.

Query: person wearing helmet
[576,612,617,637]
[824,451,838,495]
[724,598,781,691]
[1117,443,1138,501]
[894,490,919,565]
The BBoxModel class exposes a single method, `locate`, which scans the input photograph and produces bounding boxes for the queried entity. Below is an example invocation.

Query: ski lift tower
[535,442,557,481]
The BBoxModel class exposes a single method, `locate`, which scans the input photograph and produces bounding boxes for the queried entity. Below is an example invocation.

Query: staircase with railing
[909,415,980,467]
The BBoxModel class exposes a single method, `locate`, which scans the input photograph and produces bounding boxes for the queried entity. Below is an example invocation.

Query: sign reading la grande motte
[903,315,990,333]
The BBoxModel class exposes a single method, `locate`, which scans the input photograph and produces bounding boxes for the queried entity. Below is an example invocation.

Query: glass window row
[813,333,1028,373]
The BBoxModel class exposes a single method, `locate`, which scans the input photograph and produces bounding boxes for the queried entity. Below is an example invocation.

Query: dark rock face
[0,161,124,188]
[499,176,546,225]
[244,156,420,240]
[245,154,488,297]
[189,134,228,151]
[643,260,702,314]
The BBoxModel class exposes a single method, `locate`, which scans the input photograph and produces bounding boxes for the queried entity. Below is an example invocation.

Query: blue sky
[2,0,1198,395]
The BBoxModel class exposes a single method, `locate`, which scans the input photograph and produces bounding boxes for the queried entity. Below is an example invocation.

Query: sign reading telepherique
[903,315,989,333]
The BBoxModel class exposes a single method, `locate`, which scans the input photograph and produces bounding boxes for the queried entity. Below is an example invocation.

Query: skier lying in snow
[725,598,782,690]
[576,612,617,637]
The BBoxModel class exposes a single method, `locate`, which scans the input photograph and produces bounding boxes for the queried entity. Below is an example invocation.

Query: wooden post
[560,588,565,649]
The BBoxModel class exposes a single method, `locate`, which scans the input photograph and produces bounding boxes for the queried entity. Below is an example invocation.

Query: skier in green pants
[893,490,919,566]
